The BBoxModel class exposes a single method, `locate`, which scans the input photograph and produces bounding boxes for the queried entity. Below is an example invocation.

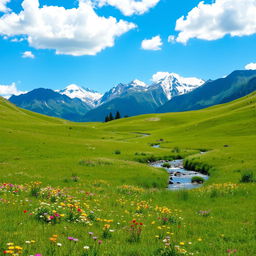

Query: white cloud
[22,51,35,59]
[0,0,136,56]
[11,37,25,42]
[0,0,11,13]
[245,63,256,70]
[95,0,160,16]
[141,35,162,51]
[0,83,27,99]
[167,35,175,44]
[175,0,256,44]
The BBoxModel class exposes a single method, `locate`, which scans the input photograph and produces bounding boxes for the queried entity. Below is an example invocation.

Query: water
[152,144,160,148]
[150,159,209,190]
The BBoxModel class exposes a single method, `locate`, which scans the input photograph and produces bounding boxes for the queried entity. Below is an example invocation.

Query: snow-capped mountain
[100,79,148,104]
[9,88,92,122]
[85,74,204,121]
[152,72,205,100]
[99,74,204,105]
[58,84,103,107]
[7,72,206,122]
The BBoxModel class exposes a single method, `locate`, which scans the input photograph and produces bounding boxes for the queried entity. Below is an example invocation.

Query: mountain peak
[152,72,204,86]
[59,84,102,107]
[65,84,81,90]
[151,72,204,100]
[129,79,148,87]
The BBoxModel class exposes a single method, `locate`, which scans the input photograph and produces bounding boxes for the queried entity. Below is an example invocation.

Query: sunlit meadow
[0,93,255,256]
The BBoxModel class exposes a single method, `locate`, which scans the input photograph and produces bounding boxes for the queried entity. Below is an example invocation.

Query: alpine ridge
[7,70,256,122]
[158,70,256,113]
[57,84,103,107]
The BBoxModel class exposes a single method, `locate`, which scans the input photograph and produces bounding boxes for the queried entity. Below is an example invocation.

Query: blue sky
[0,0,256,96]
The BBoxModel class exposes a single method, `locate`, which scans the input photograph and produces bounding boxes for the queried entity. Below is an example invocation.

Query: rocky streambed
[150,159,209,190]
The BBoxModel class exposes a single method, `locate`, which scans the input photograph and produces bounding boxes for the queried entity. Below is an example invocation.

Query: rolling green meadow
[0,92,255,256]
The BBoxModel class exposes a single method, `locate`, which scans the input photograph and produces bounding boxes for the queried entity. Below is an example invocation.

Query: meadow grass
[0,93,255,256]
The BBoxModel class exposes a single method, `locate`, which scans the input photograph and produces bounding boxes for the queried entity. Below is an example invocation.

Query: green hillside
[0,93,255,255]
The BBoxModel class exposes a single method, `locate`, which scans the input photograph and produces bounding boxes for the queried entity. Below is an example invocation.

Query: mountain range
[8,70,256,122]
[9,88,92,122]
[158,70,256,113]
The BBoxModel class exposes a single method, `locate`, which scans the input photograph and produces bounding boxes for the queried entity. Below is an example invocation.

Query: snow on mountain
[100,79,148,104]
[130,79,148,87]
[99,74,204,105]
[152,72,205,100]
[58,84,103,107]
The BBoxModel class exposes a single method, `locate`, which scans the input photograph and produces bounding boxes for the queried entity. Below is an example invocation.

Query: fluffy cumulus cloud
[22,51,35,58]
[0,0,11,13]
[245,63,256,70]
[141,35,162,51]
[175,0,256,44]
[95,0,160,16]
[0,83,27,99]
[0,0,136,56]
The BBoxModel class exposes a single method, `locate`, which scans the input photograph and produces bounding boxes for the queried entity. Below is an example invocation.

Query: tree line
[105,111,128,122]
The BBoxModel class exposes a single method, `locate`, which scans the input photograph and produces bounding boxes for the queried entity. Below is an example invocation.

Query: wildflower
[49,237,57,242]
[103,224,110,230]
[83,246,90,250]
[57,243,62,247]
[98,240,102,245]
[180,242,185,246]
[197,238,202,242]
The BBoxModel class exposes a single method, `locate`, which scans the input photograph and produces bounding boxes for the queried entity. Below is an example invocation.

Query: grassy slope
[0,94,255,256]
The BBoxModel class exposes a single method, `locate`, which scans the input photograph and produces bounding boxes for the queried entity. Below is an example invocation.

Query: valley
[0,92,255,255]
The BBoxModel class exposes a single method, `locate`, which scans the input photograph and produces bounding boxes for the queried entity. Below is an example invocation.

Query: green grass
[0,93,255,256]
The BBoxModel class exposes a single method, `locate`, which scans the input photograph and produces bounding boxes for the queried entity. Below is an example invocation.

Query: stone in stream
[150,158,209,190]
[192,181,203,184]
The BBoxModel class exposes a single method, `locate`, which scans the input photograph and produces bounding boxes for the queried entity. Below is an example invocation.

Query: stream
[150,159,209,190]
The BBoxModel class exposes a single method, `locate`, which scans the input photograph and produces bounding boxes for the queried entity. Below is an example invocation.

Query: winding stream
[149,141,209,191]
[150,159,209,190]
